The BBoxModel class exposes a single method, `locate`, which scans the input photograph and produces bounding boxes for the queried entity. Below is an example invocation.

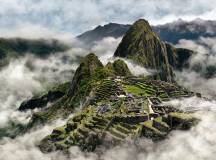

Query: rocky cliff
[114,19,175,82]
[114,19,197,82]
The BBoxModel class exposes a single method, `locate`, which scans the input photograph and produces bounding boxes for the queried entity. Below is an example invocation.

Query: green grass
[123,85,149,96]
[143,120,164,135]
[119,122,137,130]
[169,112,194,120]
[154,117,170,128]
[115,125,130,134]
[137,82,155,92]
[109,128,127,139]
[53,126,66,133]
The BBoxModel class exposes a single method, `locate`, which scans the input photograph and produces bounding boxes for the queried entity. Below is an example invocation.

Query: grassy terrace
[94,80,122,101]
[115,125,131,134]
[137,82,156,92]
[123,85,150,96]
[143,120,165,135]
[154,117,170,128]
[122,78,192,100]
[109,128,127,139]
[169,112,194,120]
[107,122,139,140]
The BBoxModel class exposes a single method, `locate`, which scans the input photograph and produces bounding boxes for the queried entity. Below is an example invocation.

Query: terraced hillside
[39,74,198,152]
[18,51,199,153]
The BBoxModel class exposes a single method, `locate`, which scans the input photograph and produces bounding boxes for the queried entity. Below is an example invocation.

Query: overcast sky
[0,0,215,37]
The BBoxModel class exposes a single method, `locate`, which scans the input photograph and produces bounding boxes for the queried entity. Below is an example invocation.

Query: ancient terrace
[40,76,197,151]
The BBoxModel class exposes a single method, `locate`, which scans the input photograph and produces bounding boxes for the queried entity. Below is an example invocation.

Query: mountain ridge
[77,18,216,45]
[0,38,69,67]
[114,19,176,82]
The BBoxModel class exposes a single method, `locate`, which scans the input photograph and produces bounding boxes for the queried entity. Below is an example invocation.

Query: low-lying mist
[0,36,216,160]
[1,97,216,160]
[175,37,216,99]
[0,51,76,128]
[0,37,124,128]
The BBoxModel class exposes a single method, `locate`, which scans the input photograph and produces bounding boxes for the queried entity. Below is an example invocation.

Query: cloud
[175,37,216,98]
[164,96,216,111]
[91,37,122,63]
[0,23,75,41]
[123,60,153,76]
[90,37,152,76]
[0,35,216,159]
[175,70,216,99]
[0,36,150,128]
[0,118,69,160]
[1,97,216,160]
[66,98,216,160]
[0,0,216,35]
[0,46,82,128]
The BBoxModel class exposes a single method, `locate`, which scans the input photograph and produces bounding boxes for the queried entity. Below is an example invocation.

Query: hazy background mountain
[78,18,216,46]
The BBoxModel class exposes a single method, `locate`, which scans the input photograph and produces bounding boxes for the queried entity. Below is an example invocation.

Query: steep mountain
[77,19,216,45]
[20,19,197,130]
[24,53,134,127]
[114,19,175,82]
[113,19,198,82]
[80,19,216,79]
[37,53,198,152]
[77,23,131,46]
[0,38,69,67]
[68,53,104,97]
[154,18,216,44]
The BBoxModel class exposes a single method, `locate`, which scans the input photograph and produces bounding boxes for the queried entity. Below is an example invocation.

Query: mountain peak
[68,53,103,97]
[132,19,152,31]
[106,59,132,76]
[114,19,174,82]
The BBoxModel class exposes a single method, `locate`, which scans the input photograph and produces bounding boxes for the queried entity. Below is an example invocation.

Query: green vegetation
[15,53,197,152]
[169,112,194,120]
[0,38,68,57]
[0,38,69,68]
[123,85,148,96]
[114,19,174,82]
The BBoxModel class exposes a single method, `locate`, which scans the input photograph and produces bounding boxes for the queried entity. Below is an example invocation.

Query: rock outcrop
[165,43,195,70]
[106,59,132,76]
[114,19,175,82]
[68,53,104,97]
[19,82,70,111]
